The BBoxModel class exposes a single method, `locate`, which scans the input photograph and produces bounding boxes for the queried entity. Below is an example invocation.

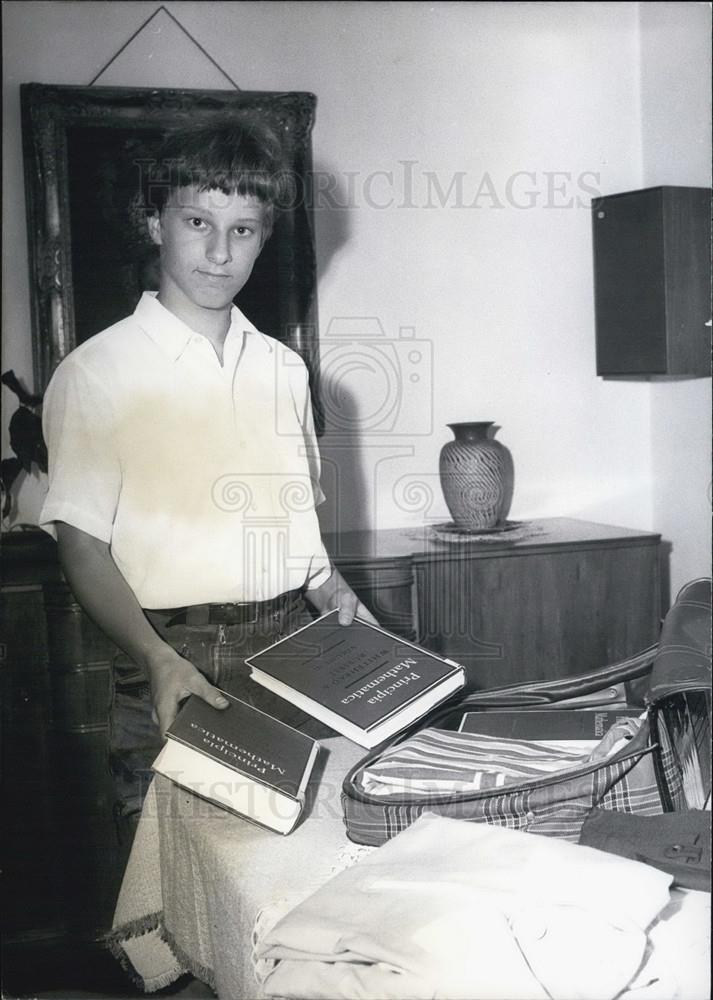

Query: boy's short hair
[141,116,289,242]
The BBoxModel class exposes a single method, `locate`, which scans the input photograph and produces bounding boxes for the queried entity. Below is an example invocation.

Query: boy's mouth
[197,270,231,280]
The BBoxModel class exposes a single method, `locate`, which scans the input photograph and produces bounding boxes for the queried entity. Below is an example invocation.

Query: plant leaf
[9,406,47,473]
[1,370,43,408]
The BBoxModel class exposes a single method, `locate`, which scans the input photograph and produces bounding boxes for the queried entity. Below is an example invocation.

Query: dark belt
[148,589,302,628]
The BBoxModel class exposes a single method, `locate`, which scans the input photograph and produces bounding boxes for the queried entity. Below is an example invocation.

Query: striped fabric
[342,715,663,846]
[358,722,639,797]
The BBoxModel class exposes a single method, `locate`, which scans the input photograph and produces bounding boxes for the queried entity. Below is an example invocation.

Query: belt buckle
[225,602,261,626]
[241,604,261,626]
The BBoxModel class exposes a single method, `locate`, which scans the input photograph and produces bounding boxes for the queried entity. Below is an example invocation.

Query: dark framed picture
[20,83,322,428]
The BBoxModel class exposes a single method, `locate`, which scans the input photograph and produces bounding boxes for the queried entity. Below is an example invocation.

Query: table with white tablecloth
[110,736,710,1000]
[110,737,370,996]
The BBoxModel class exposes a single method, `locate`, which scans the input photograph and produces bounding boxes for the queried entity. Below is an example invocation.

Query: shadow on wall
[310,160,442,535]
[312,157,353,288]
[311,161,371,534]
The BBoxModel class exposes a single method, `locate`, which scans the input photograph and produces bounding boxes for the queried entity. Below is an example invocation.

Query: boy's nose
[206,234,232,265]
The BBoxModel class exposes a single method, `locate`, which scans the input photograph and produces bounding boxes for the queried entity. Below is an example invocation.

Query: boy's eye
[187,217,207,230]
[234,226,254,237]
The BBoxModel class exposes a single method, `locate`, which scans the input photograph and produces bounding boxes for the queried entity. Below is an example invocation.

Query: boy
[39,118,374,833]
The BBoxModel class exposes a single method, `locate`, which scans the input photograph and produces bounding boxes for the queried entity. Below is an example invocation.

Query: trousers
[107,593,312,843]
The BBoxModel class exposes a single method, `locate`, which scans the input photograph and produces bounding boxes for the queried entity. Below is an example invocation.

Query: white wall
[2,0,654,540]
[639,1,712,600]
[4,0,708,602]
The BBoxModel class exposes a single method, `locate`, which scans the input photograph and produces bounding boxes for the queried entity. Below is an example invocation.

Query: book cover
[458,708,639,741]
[246,610,465,748]
[152,692,320,834]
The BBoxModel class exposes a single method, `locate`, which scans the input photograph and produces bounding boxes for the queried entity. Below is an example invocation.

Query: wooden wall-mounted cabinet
[592,186,711,376]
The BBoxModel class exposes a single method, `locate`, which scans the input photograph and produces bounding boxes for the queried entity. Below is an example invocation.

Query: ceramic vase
[439,422,514,531]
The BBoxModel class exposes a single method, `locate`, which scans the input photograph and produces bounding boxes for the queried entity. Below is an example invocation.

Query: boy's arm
[56,522,229,736]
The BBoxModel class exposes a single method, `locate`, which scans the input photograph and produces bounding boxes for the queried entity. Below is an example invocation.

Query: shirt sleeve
[39,357,122,543]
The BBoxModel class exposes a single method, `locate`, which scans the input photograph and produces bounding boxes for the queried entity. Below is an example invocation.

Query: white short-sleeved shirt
[40,293,332,608]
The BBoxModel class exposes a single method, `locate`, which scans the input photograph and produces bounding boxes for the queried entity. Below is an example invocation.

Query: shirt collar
[134,291,263,361]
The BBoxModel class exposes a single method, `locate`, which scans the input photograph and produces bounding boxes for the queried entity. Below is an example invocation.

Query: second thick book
[246,610,465,748]
[152,692,320,834]
[458,708,639,742]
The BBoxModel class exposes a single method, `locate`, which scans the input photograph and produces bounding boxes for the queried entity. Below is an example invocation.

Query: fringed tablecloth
[108,738,368,997]
[107,734,710,1000]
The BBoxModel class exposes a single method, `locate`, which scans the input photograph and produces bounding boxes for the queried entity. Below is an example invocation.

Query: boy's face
[147,185,267,319]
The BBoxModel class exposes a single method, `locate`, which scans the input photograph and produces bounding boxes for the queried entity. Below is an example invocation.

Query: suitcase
[342,579,711,848]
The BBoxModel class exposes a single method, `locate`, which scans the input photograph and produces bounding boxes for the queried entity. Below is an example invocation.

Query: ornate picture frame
[20,83,322,427]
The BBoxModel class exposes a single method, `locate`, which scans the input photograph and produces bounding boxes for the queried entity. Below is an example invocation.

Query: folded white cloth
[620,888,711,1000]
[256,812,673,1000]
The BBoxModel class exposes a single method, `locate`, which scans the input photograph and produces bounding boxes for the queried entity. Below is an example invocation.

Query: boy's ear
[147,213,163,246]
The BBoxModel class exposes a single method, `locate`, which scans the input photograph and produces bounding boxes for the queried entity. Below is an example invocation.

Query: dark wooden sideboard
[324,518,664,690]
[1,518,663,948]
[2,531,124,951]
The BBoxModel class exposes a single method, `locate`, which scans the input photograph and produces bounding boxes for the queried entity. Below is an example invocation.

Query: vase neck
[448,421,494,443]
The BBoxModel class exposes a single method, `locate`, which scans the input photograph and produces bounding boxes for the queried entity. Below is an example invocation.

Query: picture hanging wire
[88,4,240,90]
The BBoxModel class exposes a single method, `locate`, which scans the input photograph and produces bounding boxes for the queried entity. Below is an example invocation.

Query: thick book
[152,692,320,835]
[458,708,639,742]
[246,610,466,749]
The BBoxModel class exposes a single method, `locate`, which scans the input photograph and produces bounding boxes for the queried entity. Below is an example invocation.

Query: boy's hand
[146,645,229,737]
[304,567,379,626]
